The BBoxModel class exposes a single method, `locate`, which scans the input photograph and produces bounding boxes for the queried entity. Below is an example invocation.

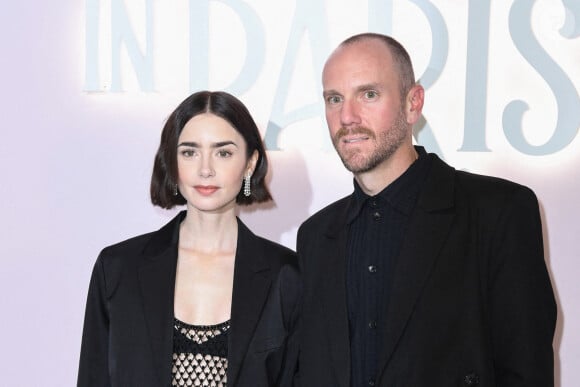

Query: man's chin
[341,155,372,174]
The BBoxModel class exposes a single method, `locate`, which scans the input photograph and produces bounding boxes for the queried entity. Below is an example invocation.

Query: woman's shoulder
[92,231,160,288]
[256,236,296,260]
[98,231,157,259]
[96,212,182,267]
[238,218,296,264]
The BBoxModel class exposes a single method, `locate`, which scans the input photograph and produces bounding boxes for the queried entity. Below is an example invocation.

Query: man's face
[322,39,410,174]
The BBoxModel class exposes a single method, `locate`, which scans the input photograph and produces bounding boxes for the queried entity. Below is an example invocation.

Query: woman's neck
[178,209,239,254]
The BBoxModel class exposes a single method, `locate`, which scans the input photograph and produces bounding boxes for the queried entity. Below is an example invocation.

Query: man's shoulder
[428,153,537,202]
[454,168,536,201]
[299,195,351,231]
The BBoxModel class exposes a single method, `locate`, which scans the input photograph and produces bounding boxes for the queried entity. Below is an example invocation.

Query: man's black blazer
[78,211,300,386]
[296,152,556,386]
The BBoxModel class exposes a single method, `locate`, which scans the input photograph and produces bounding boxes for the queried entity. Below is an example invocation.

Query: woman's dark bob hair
[150,90,272,209]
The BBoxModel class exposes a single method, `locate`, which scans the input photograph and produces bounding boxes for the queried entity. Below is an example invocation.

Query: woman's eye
[217,150,232,158]
[181,149,195,157]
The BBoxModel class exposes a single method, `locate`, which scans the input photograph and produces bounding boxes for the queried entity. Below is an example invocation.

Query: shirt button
[368,320,377,329]
[372,211,381,221]
[463,372,480,386]
[370,200,377,207]
[368,265,377,273]
[368,379,375,386]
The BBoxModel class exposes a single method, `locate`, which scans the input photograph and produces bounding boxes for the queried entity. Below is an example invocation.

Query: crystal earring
[243,174,251,197]
[173,184,178,196]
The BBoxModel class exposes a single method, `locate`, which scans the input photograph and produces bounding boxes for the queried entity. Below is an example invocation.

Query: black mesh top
[171,318,230,386]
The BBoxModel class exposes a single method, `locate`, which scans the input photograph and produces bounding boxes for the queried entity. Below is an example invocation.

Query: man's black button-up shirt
[346,146,432,386]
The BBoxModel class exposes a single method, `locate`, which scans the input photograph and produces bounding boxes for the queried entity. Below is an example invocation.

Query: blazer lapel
[138,212,183,386]
[320,200,352,387]
[227,218,272,386]
[377,156,456,375]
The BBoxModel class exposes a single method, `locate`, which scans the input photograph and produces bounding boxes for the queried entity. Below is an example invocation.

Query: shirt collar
[346,146,431,224]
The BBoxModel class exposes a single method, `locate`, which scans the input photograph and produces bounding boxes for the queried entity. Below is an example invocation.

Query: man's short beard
[332,110,408,174]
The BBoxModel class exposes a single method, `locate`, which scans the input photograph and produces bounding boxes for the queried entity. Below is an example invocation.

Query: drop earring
[243,174,251,197]
[173,184,178,196]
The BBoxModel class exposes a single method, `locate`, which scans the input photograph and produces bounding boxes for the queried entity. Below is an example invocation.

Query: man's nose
[340,99,361,127]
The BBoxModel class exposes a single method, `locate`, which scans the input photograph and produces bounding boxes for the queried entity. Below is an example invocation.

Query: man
[296,33,556,386]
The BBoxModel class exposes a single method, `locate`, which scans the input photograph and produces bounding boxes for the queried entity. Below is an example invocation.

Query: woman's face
[176,113,257,214]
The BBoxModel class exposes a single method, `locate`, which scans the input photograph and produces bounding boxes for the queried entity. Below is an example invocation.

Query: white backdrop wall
[0,0,578,385]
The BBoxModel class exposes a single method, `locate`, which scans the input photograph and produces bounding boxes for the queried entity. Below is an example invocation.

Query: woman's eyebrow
[177,141,238,148]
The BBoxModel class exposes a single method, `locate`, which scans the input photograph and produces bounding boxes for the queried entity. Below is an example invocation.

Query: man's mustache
[333,127,376,142]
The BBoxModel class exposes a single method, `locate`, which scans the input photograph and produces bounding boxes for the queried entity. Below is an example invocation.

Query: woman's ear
[246,150,259,176]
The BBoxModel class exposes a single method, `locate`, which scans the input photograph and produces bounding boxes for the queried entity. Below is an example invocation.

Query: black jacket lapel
[227,218,272,386]
[377,156,456,376]
[320,200,353,387]
[138,212,183,385]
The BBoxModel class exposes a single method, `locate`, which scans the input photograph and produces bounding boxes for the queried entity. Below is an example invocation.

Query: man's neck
[354,145,418,196]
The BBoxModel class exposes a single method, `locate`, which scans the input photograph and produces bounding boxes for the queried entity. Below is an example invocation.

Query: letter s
[503,0,580,155]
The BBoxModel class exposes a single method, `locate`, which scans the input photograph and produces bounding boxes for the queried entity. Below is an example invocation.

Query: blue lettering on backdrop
[460,0,492,152]
[407,0,447,157]
[504,0,580,155]
[84,0,154,91]
[111,0,154,91]
[369,0,446,157]
[560,0,580,38]
[85,0,99,91]
[189,0,210,91]
[264,0,329,150]
[368,0,394,34]
[190,0,265,94]
[411,0,447,90]
[84,1,578,154]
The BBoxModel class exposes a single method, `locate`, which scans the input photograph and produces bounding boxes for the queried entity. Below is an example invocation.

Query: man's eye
[326,95,342,104]
[364,90,378,99]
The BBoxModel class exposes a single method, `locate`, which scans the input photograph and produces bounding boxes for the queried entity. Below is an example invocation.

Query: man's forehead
[338,38,390,57]
[323,46,393,84]
[325,40,392,71]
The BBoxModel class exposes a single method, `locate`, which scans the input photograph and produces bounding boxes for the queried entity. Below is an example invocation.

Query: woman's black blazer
[77,211,301,386]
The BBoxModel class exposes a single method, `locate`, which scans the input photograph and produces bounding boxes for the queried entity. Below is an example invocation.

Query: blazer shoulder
[99,231,156,260]
[96,211,182,266]
[91,213,182,298]
[253,234,298,270]
[427,153,537,206]
[237,218,297,271]
[88,231,157,298]
[299,195,351,233]
[95,230,162,283]
[455,169,538,205]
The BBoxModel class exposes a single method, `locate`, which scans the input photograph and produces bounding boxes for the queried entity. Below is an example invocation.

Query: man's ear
[405,84,425,125]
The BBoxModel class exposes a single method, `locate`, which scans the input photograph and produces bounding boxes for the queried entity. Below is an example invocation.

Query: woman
[78,91,300,386]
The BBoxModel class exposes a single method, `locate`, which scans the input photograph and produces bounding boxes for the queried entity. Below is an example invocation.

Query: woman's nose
[198,154,215,177]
